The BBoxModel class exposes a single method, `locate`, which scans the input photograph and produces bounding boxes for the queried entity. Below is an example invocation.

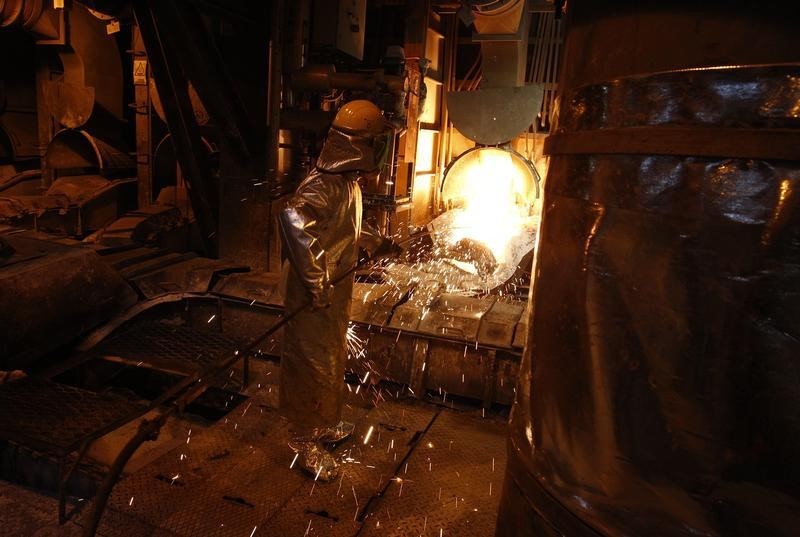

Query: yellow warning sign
[133,60,147,86]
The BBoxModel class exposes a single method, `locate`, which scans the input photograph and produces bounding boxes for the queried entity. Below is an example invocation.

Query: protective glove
[311,284,334,311]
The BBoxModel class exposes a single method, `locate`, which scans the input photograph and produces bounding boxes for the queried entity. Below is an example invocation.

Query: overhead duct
[447,0,543,145]
[43,3,124,129]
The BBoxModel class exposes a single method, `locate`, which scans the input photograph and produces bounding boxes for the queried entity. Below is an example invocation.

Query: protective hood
[316,128,378,174]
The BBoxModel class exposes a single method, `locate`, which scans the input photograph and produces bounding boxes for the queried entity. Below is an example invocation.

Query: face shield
[372,130,393,171]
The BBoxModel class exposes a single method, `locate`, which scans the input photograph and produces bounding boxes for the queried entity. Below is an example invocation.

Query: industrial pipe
[291,65,407,94]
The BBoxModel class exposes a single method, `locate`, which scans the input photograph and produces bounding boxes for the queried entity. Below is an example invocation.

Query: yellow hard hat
[332,100,385,137]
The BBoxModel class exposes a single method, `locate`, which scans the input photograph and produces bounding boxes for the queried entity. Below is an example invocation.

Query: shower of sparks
[290,453,299,469]
[314,465,324,481]
[346,322,368,360]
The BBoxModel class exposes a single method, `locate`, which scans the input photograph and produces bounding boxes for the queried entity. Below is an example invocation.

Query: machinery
[0,0,556,534]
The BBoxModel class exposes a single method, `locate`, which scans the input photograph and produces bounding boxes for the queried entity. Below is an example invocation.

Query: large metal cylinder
[497,2,800,536]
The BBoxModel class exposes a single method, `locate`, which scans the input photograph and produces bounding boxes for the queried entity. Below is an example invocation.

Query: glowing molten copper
[442,148,537,265]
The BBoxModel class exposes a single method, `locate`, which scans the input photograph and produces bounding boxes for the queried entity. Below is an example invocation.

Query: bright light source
[441,147,538,265]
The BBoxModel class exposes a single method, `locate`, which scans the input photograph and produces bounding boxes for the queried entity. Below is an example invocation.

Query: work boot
[288,440,340,482]
[288,421,355,448]
[315,420,355,446]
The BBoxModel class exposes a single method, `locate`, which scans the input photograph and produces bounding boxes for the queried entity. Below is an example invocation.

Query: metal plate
[103,405,290,536]
[512,306,530,349]
[417,294,496,342]
[387,301,424,332]
[477,299,526,348]
[350,283,404,326]
[447,85,543,145]
[0,378,144,455]
[212,272,283,307]
[424,343,493,401]
[359,410,507,537]
[0,239,138,369]
[264,399,437,537]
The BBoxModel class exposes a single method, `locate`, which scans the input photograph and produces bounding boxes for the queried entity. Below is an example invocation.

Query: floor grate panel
[358,410,507,537]
[0,378,144,454]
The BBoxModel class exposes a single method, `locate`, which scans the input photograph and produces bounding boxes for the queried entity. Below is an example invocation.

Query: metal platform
[359,410,507,537]
[66,365,506,537]
[95,320,242,379]
[0,378,144,458]
[0,377,147,522]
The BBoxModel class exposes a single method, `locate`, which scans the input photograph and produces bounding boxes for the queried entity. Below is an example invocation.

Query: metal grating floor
[358,410,508,537]
[2,361,506,536]
[0,378,145,455]
[95,321,240,376]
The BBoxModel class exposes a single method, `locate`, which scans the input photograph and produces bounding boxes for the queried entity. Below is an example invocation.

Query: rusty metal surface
[0,378,144,455]
[359,410,507,537]
[0,236,138,369]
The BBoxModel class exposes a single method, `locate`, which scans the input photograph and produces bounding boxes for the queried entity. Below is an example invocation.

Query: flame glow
[445,148,534,264]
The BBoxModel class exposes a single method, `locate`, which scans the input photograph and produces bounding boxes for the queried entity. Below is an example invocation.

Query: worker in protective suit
[278,100,393,482]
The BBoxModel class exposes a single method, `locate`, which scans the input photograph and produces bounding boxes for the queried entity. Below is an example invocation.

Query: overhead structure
[446,0,543,145]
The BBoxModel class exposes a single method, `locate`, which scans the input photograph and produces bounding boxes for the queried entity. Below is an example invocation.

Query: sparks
[363,425,374,445]
[207,314,216,323]
[250,526,258,537]
[290,452,299,469]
